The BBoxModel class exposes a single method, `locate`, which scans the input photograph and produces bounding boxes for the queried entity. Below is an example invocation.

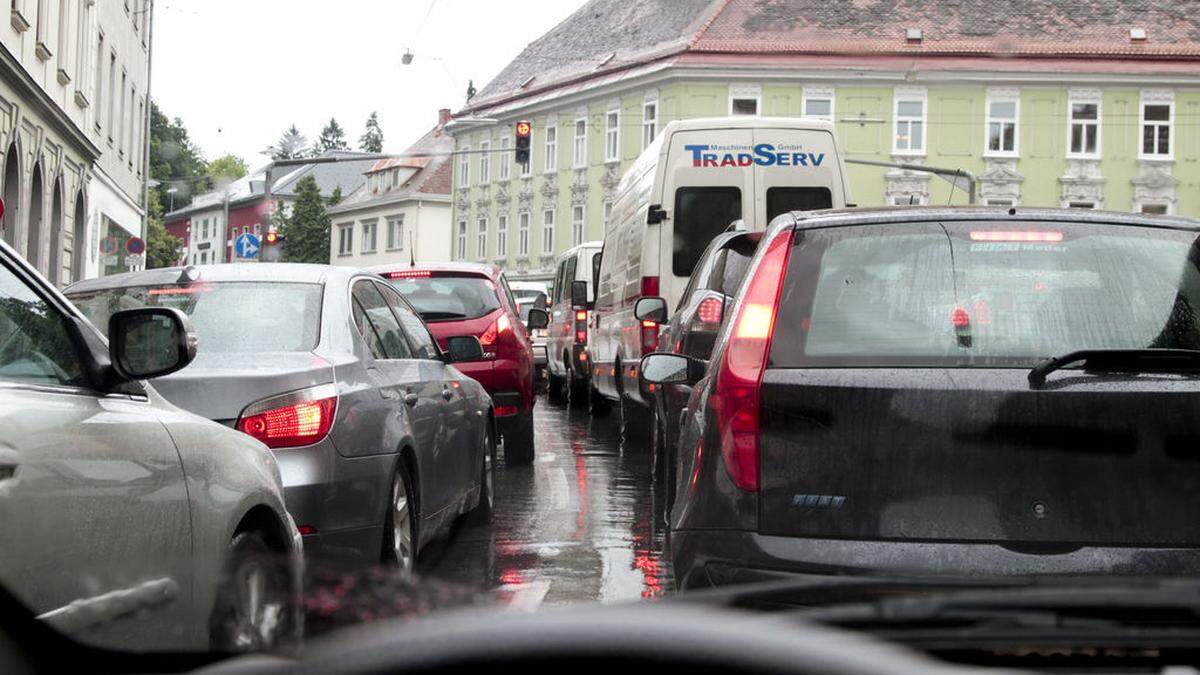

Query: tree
[327,185,343,207]
[316,118,349,154]
[149,101,207,214]
[145,189,182,268]
[265,125,309,160]
[280,174,330,263]
[358,112,384,153]
[206,153,248,188]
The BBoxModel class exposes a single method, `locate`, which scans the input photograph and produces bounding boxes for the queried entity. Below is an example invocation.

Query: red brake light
[951,307,970,329]
[641,276,659,297]
[385,270,432,279]
[969,231,1063,242]
[479,312,512,348]
[575,310,587,321]
[696,296,724,325]
[640,320,659,353]
[711,230,792,492]
[236,385,338,449]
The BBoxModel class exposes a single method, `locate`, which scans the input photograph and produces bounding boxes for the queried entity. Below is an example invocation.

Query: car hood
[150,351,336,422]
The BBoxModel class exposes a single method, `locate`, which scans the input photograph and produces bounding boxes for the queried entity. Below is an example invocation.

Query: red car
[373,262,546,465]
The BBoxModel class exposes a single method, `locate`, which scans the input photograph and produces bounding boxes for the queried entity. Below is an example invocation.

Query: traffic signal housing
[514,120,532,166]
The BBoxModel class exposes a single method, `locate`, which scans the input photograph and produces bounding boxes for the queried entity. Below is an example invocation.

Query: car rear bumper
[671,529,1200,590]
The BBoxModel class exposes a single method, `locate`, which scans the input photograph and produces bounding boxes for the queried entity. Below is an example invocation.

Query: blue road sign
[235,232,261,259]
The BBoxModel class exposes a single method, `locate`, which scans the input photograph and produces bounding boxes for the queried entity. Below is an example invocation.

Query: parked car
[546,241,602,406]
[590,117,850,441]
[513,288,549,384]
[636,228,760,516]
[0,241,302,652]
[66,264,496,573]
[372,262,547,465]
[643,207,1200,589]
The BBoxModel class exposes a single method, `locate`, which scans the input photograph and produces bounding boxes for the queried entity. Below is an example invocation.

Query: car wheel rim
[392,474,413,571]
[232,559,282,651]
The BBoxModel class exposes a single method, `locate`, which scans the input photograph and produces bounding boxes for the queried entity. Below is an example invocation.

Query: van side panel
[752,127,846,221]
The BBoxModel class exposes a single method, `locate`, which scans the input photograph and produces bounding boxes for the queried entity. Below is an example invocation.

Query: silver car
[0,240,302,653]
[66,264,496,572]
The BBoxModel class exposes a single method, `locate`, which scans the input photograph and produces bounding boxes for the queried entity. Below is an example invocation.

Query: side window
[351,280,412,360]
[376,282,439,360]
[563,256,577,297]
[552,261,566,304]
[0,262,86,387]
[498,274,518,312]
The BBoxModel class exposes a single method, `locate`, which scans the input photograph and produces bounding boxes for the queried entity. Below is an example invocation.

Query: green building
[449,0,1200,280]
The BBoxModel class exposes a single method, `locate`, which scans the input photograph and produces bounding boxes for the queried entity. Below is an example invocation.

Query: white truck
[577,117,851,434]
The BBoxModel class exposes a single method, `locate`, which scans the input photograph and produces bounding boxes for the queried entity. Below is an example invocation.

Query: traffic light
[514,120,532,166]
[265,229,279,245]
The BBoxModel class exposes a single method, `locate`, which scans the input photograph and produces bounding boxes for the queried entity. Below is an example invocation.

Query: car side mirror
[640,353,704,387]
[445,335,485,363]
[570,280,588,309]
[108,307,197,381]
[525,307,549,330]
[634,296,668,323]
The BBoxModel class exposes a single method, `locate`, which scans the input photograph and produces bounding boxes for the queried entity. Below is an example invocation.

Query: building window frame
[476,216,488,260]
[892,87,927,156]
[729,84,761,116]
[642,92,658,150]
[604,104,620,163]
[573,116,587,168]
[496,213,508,258]
[361,219,377,254]
[1138,202,1171,215]
[543,123,557,174]
[1140,91,1174,161]
[541,208,555,254]
[984,89,1020,157]
[458,144,470,187]
[802,86,835,122]
[337,223,353,257]
[571,204,584,247]
[455,218,468,260]
[386,215,405,251]
[498,136,511,180]
[518,211,530,257]
[478,140,490,184]
[1067,91,1102,159]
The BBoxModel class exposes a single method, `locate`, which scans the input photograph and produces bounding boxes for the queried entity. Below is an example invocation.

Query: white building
[328,110,453,267]
[0,0,150,285]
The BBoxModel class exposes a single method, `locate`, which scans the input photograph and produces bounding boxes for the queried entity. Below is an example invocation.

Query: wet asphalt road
[415,393,671,608]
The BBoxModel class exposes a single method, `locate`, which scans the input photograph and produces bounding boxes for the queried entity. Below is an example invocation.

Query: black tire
[209,531,294,653]
[589,380,613,416]
[505,411,536,465]
[467,421,496,523]
[568,366,589,409]
[382,461,418,572]
[547,371,566,404]
[620,394,650,450]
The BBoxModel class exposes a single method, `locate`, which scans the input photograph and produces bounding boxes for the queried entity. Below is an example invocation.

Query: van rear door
[660,128,756,311]
[752,126,843,223]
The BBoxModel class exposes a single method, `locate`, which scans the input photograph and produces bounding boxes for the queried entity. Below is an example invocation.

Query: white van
[545,241,603,404]
[585,117,850,423]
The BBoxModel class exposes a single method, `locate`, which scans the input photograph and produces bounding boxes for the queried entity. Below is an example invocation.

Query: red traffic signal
[265,231,278,244]
[514,120,532,165]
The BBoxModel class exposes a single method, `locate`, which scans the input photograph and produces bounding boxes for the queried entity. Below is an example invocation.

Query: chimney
[438,108,452,127]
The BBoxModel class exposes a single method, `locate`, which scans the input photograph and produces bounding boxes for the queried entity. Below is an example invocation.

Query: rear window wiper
[1028,348,1200,388]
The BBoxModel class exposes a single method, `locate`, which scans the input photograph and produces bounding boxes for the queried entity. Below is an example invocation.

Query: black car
[635,228,761,518]
[642,207,1200,589]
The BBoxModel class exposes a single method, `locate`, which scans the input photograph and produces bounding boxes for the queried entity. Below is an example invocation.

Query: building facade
[449,0,1200,280]
[328,110,453,268]
[164,150,382,265]
[0,0,149,286]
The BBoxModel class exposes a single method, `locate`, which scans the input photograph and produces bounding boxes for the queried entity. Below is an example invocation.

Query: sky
[151,0,588,171]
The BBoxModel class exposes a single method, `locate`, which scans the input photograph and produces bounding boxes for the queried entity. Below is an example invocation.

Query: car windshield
[771,221,1200,366]
[388,274,501,321]
[7,0,1200,668]
[69,282,324,353]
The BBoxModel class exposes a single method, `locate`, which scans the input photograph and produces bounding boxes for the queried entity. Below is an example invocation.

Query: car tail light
[479,312,512,351]
[711,231,792,492]
[384,269,432,279]
[495,404,519,417]
[696,296,724,326]
[574,309,588,344]
[236,384,338,449]
[641,276,659,297]
[640,319,659,353]
[969,230,1063,243]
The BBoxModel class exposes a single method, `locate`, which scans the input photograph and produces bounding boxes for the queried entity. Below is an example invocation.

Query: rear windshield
[766,187,833,221]
[674,187,741,277]
[770,221,1200,367]
[388,275,501,322]
[69,282,323,353]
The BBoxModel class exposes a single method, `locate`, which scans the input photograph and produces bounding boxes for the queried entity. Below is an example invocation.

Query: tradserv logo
[685,143,825,168]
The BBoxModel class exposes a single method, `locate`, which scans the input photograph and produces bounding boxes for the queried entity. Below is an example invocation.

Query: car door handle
[441,388,454,401]
[404,393,420,406]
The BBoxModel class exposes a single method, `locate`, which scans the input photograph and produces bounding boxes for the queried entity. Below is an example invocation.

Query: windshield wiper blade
[1028,348,1200,388]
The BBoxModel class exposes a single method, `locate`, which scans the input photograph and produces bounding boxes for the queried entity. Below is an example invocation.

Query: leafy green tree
[327,185,343,207]
[206,153,248,187]
[280,174,330,263]
[145,189,182,268]
[316,118,349,154]
[358,112,383,153]
[149,101,207,213]
[266,125,309,160]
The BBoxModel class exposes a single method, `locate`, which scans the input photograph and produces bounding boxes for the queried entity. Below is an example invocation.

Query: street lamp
[166,187,178,212]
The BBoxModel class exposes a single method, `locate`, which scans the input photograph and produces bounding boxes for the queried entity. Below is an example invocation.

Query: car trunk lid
[150,351,336,422]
